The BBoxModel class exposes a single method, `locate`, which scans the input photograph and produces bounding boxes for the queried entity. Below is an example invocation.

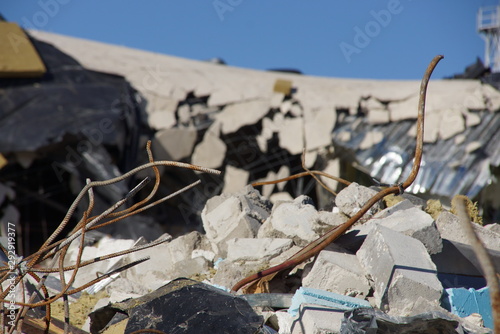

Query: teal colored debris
[445,287,492,329]
[288,287,371,317]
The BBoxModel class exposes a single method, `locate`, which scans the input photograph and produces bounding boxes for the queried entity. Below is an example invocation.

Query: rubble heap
[61,183,498,333]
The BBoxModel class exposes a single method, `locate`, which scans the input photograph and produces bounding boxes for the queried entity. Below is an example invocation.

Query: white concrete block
[291,304,344,334]
[153,127,197,161]
[64,236,135,288]
[258,196,319,245]
[202,186,271,257]
[302,250,370,298]
[148,110,176,130]
[374,206,442,254]
[191,122,226,169]
[356,225,443,316]
[279,117,304,155]
[436,211,500,252]
[335,182,381,218]
[304,107,336,151]
[216,99,270,134]
[222,165,249,194]
[226,238,293,262]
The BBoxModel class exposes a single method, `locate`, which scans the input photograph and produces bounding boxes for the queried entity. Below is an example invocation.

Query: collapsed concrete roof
[28,30,500,199]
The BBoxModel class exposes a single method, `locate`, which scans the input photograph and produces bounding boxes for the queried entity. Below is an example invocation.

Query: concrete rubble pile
[3,30,499,332]
[59,183,498,333]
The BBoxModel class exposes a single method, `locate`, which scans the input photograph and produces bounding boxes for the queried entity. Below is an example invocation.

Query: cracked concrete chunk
[153,127,197,161]
[202,185,272,257]
[279,117,304,155]
[374,206,442,254]
[436,211,500,252]
[191,123,226,169]
[216,99,270,134]
[222,165,249,194]
[304,107,336,151]
[226,238,293,263]
[258,195,317,242]
[302,250,370,298]
[335,182,381,218]
[148,110,176,130]
[357,225,443,316]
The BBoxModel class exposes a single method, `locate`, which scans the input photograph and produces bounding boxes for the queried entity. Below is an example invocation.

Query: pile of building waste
[44,182,498,333]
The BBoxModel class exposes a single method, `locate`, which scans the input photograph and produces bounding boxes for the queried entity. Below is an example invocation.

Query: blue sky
[2,1,498,79]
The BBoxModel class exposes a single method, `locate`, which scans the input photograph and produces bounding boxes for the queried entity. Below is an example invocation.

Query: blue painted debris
[445,286,493,329]
[288,287,371,317]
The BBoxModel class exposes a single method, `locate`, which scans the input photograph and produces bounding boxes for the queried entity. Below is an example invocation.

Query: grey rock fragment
[357,225,443,316]
[302,250,370,299]
[436,211,500,252]
[374,206,443,254]
[335,182,381,218]
[202,185,272,257]
[226,238,293,263]
[153,127,197,161]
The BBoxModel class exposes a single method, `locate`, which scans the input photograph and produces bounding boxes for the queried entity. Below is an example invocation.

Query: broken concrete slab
[258,195,319,245]
[373,206,442,255]
[121,232,209,290]
[147,109,176,130]
[302,250,370,299]
[278,117,304,155]
[222,165,249,194]
[304,107,336,151]
[210,259,259,290]
[226,238,293,263]
[356,225,443,316]
[436,211,500,252]
[64,235,136,288]
[291,304,346,334]
[202,185,272,257]
[335,182,381,219]
[216,99,270,134]
[153,127,197,161]
[191,122,226,169]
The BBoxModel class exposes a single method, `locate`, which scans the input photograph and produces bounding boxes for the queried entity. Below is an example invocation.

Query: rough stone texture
[216,99,270,134]
[302,250,370,298]
[202,185,272,257]
[222,165,249,194]
[226,238,293,263]
[291,304,345,334]
[64,236,136,288]
[210,259,257,290]
[279,117,304,155]
[191,122,226,169]
[374,206,442,254]
[436,211,500,252]
[335,182,381,218]
[121,232,210,291]
[148,109,176,130]
[258,196,319,246]
[304,107,336,151]
[153,127,197,161]
[375,199,415,218]
[357,225,443,316]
